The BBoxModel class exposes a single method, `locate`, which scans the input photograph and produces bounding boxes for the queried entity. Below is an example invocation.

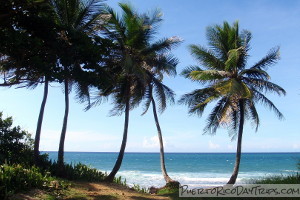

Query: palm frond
[152,78,175,113]
[250,46,280,70]
[141,8,163,41]
[204,97,229,135]
[141,85,152,115]
[102,5,126,44]
[189,69,230,84]
[245,99,259,131]
[228,109,239,138]
[253,89,284,120]
[74,81,90,105]
[179,87,219,116]
[189,45,225,70]
[225,46,245,71]
[77,0,105,32]
[142,37,181,55]
[243,77,286,96]
[149,54,178,78]
[240,68,270,80]
[240,29,252,51]
[214,79,252,98]
[206,21,241,61]
[180,65,203,78]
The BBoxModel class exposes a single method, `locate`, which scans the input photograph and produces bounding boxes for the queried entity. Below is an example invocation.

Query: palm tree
[141,37,180,183]
[179,21,286,185]
[50,0,105,173]
[100,3,178,182]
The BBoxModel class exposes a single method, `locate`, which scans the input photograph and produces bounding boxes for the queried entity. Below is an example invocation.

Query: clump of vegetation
[132,184,149,193]
[156,183,180,196]
[49,162,106,182]
[0,112,50,167]
[113,176,127,186]
[250,174,300,184]
[0,164,69,199]
[0,112,34,165]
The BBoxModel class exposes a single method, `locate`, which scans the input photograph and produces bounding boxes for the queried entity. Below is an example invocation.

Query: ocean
[45,152,299,188]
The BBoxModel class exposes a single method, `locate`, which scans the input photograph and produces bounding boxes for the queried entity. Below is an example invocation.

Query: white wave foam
[116,169,296,188]
[116,171,250,188]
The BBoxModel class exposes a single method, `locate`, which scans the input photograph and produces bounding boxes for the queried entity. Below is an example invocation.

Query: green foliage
[249,174,300,184]
[132,184,149,193]
[180,21,285,137]
[113,176,149,194]
[0,164,69,199]
[157,187,178,195]
[0,112,33,165]
[113,176,127,186]
[0,112,49,167]
[49,162,106,182]
[0,0,59,86]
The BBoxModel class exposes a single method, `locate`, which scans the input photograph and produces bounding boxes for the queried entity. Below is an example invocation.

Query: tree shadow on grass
[91,195,119,200]
[64,197,88,200]
[65,194,119,200]
[131,196,167,200]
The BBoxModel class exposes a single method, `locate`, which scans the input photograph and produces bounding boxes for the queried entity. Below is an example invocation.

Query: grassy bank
[9,180,169,200]
[5,172,300,200]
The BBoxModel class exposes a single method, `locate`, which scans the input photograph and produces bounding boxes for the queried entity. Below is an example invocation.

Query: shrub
[0,112,50,168]
[250,174,300,184]
[0,164,68,199]
[0,112,34,165]
[49,162,106,182]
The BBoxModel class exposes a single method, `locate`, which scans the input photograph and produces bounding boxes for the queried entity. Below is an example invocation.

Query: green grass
[249,173,300,184]
[0,164,69,199]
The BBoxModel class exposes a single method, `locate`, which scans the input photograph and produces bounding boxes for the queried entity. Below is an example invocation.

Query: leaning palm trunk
[227,101,245,184]
[151,97,174,183]
[34,77,49,165]
[105,97,130,182]
[57,79,69,175]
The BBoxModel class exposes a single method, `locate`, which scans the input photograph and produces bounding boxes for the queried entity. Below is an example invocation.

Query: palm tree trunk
[105,97,130,182]
[227,100,245,185]
[151,97,174,183]
[57,79,69,175]
[34,77,49,165]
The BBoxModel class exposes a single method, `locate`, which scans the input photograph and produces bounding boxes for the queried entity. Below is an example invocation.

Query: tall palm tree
[141,37,180,183]
[50,0,105,173]
[100,3,178,182]
[179,21,286,184]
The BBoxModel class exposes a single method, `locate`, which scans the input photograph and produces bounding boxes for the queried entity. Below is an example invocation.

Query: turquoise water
[45,152,299,187]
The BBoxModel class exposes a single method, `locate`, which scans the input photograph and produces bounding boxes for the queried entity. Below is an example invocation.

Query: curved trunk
[105,96,130,182]
[151,97,174,183]
[34,78,49,165]
[57,79,69,175]
[227,100,245,185]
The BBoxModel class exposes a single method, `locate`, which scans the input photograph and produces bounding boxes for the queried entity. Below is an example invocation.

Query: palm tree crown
[179,21,285,136]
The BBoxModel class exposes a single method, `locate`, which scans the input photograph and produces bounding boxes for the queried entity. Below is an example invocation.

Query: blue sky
[1,0,300,152]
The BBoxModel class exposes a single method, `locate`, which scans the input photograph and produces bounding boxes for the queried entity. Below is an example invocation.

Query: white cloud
[293,144,300,149]
[208,140,220,149]
[142,136,164,149]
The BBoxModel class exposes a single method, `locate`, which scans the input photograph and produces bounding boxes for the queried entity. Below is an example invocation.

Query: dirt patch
[70,182,170,200]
